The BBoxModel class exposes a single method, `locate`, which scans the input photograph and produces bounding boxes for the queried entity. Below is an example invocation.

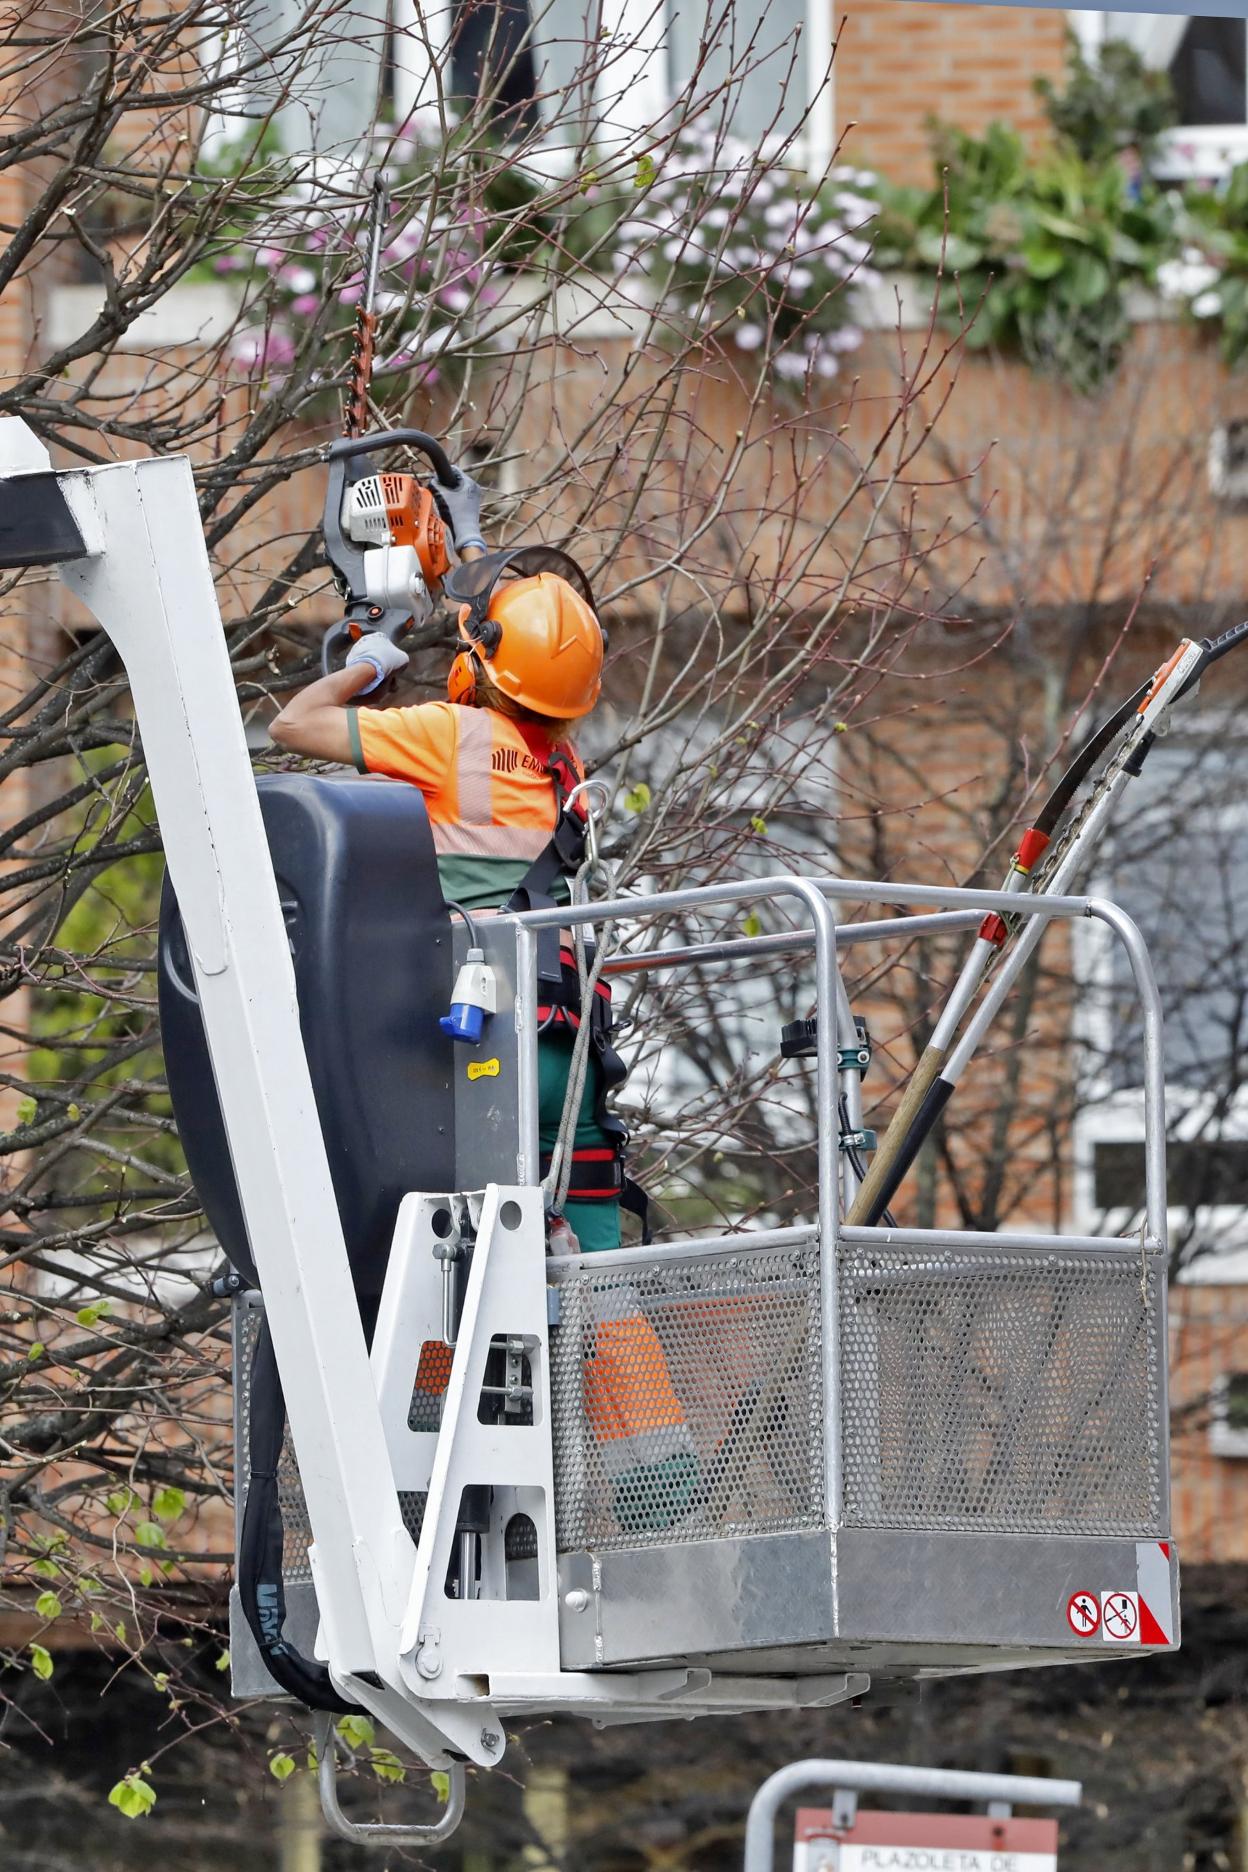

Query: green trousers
[537,1030,620,1253]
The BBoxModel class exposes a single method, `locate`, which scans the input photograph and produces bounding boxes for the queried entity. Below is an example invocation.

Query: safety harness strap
[238,1317,361,1714]
[502,744,585,984]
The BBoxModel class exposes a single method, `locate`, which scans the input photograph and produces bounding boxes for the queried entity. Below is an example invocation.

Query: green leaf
[152,1672,170,1692]
[35,1591,62,1620]
[31,1559,59,1580]
[15,1096,36,1125]
[76,1302,110,1328]
[369,1748,406,1784]
[214,1649,230,1672]
[336,1713,376,1749]
[624,782,651,814]
[28,1644,53,1681]
[634,153,656,190]
[114,1622,127,1645]
[107,1489,139,1518]
[431,1771,452,1803]
[137,1562,154,1588]
[26,1342,43,1361]
[66,1102,81,1121]
[152,1486,186,1524]
[108,1774,157,1819]
[134,1521,167,1550]
[269,1753,297,1782]
[749,815,767,835]
[914,230,983,271]
[741,911,762,939]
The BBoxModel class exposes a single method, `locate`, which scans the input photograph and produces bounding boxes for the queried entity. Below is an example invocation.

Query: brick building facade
[5,4,1248,1593]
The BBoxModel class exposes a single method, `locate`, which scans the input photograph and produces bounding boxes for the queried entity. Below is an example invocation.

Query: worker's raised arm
[270,634,408,762]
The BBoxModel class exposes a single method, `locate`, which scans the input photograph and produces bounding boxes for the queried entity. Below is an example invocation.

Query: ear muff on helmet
[446,649,477,706]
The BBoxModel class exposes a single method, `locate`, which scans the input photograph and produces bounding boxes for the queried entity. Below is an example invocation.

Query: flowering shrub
[200,122,492,404]
[199,121,880,401]
[617,129,879,385]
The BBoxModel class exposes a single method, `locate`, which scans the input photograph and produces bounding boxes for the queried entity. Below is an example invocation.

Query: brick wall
[836,0,1069,184]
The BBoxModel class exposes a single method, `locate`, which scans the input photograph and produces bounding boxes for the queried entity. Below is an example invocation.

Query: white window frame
[211,0,834,172]
[1068,9,1248,184]
[1071,715,1248,1272]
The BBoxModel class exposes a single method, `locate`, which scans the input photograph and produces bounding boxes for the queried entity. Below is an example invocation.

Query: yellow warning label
[467,1058,500,1081]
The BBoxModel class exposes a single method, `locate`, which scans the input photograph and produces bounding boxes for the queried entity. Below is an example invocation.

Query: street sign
[794,1808,1059,1871]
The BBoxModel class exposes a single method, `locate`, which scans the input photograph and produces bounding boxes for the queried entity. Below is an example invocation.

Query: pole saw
[320,174,459,675]
[848,617,1248,1228]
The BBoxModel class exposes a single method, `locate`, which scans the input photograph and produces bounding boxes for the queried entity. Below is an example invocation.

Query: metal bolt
[415,1640,442,1680]
[564,1588,589,1613]
[479,1728,501,1755]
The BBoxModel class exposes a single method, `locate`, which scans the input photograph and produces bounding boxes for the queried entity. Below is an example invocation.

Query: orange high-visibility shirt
[348,700,583,910]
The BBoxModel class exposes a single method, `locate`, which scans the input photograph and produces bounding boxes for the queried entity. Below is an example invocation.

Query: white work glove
[345,631,409,695]
[433,469,486,554]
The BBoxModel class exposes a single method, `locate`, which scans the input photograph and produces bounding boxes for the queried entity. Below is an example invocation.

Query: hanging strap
[238,1317,362,1714]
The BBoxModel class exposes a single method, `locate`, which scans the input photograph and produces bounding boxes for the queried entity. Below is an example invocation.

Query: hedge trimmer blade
[342,175,389,440]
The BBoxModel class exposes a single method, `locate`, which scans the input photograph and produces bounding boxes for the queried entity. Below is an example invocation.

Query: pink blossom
[214,254,246,275]
[291,293,319,316]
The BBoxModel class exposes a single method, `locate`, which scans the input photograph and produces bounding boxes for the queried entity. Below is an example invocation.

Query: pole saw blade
[343,175,390,440]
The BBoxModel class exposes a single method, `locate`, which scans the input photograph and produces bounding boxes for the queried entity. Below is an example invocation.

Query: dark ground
[2,1565,1246,1871]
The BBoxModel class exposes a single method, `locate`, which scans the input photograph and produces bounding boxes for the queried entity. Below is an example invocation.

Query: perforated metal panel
[233,1296,314,1579]
[549,1245,824,1552]
[233,1297,426,1586]
[837,1241,1167,1536]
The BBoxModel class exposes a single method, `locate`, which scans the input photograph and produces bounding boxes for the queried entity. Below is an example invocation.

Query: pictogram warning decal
[1102,1590,1139,1641]
[1066,1590,1101,1637]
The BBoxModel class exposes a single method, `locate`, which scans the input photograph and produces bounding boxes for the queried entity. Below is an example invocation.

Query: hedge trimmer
[320,175,458,674]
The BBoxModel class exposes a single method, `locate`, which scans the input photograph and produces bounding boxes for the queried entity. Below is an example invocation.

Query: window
[1210,1370,1248,1456]
[1075,721,1248,1258]
[1069,14,1248,182]
[217,0,832,165]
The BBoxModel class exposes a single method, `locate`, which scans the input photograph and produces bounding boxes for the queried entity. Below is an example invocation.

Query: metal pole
[743,1760,1082,1872]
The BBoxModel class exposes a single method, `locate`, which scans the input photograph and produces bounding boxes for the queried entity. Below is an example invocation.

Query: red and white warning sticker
[1135,1538,1176,1646]
[1066,1590,1101,1637]
[1102,1590,1139,1641]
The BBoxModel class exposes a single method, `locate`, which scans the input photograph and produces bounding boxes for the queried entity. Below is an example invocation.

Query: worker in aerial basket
[269,471,698,1531]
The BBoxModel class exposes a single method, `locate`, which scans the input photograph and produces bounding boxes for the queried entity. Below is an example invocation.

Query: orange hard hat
[444,546,604,720]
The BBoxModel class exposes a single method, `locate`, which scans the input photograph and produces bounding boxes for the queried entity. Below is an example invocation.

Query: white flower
[813,351,839,378]
[835,233,872,265]
[703,206,730,229]
[826,325,863,353]
[284,266,317,294]
[1193,288,1223,318]
[617,220,651,245]
[773,349,809,381]
[440,286,471,313]
[1157,255,1220,301]
[734,321,765,350]
[730,244,760,268]
[662,236,688,262]
[750,177,776,206]
[833,192,876,222]
[788,265,814,293]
